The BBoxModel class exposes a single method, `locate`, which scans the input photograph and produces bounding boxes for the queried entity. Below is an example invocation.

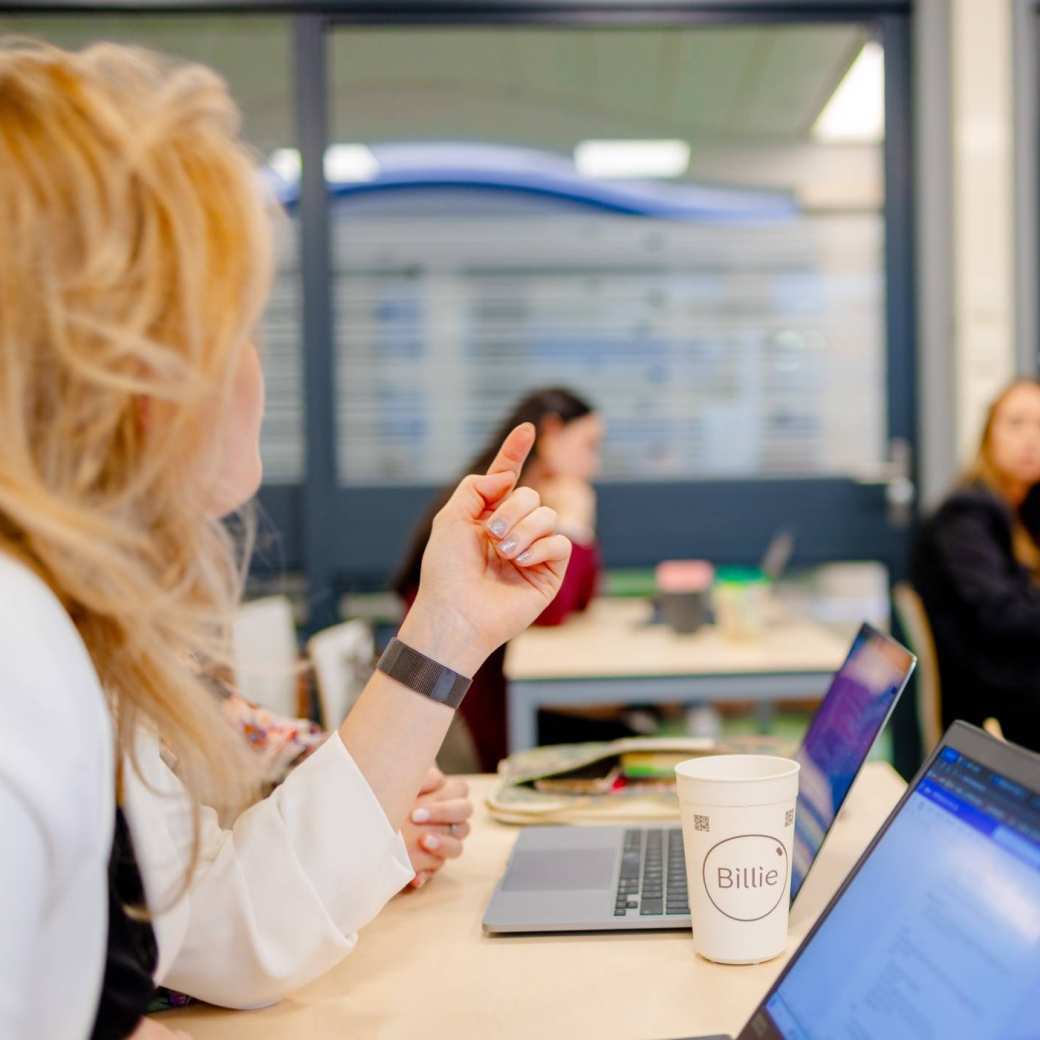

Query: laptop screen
[757,744,1040,1039]
[791,625,915,899]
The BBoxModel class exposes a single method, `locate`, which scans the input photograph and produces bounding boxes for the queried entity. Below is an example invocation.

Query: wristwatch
[375,638,471,709]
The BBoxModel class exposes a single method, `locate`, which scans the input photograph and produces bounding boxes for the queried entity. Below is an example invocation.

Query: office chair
[892,582,945,758]
[306,619,375,729]
[232,595,301,719]
[893,582,1005,753]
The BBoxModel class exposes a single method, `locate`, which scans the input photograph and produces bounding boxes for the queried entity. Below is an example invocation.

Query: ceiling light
[268,147,301,182]
[323,143,379,183]
[813,41,885,143]
[266,144,380,183]
[574,139,690,180]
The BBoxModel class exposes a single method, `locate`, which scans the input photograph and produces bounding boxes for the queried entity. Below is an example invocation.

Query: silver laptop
[678,722,1040,1039]
[483,623,914,934]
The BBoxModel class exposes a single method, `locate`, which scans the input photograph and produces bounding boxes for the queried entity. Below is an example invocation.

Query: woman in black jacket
[911,378,1040,751]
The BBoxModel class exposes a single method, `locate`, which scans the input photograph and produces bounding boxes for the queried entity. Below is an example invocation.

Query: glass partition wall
[0,5,914,617]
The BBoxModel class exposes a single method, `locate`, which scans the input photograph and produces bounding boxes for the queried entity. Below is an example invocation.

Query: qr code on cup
[785,809,794,827]
[694,814,710,832]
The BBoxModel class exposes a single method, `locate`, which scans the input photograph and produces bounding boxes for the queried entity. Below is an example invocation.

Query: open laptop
[682,721,1040,1040]
[483,622,915,933]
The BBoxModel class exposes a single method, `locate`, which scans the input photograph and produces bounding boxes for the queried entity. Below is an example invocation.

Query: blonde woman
[911,378,1040,751]
[0,41,572,1040]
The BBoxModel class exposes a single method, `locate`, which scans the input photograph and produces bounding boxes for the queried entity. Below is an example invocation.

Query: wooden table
[161,765,905,1040]
[505,598,858,752]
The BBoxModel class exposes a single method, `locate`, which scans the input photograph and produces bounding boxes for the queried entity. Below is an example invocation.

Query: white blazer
[0,555,414,1038]
[0,555,114,1040]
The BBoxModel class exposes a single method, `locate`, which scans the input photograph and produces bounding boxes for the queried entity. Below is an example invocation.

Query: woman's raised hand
[398,424,572,677]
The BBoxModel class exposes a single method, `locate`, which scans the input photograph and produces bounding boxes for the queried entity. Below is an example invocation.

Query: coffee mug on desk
[675,755,800,964]
[658,589,711,634]
[713,567,771,641]
[655,560,714,635]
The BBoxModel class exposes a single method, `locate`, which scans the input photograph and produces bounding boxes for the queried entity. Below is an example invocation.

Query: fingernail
[422,834,441,851]
[517,551,533,565]
[411,807,431,823]
[500,539,518,556]
[488,519,507,537]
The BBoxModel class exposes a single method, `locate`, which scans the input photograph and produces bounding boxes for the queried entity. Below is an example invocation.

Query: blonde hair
[0,39,272,882]
[965,377,1040,574]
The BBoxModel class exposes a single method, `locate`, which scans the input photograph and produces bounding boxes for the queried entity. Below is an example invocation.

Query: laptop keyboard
[614,828,690,917]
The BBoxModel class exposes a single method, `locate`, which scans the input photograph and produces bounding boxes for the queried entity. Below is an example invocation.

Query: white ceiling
[330,25,869,147]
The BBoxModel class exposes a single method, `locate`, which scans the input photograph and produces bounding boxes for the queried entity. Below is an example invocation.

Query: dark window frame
[0,2,916,634]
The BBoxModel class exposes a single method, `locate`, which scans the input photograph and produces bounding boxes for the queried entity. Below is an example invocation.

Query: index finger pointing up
[485,423,536,486]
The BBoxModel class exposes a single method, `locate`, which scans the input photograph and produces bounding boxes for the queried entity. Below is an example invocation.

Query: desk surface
[506,599,856,682]
[162,764,904,1040]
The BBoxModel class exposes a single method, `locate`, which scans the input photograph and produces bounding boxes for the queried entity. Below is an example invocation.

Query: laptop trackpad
[501,849,615,892]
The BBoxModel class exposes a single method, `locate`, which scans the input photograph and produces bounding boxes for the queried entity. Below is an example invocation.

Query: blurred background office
[4,0,1037,776]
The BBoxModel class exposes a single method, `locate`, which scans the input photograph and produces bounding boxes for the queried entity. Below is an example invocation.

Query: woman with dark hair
[394,388,606,771]
[911,378,1040,751]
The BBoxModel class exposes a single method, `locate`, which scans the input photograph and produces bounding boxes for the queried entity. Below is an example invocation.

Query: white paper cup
[675,754,800,964]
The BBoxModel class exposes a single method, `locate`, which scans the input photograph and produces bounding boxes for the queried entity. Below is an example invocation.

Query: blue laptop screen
[762,746,1040,1039]
[791,626,914,899]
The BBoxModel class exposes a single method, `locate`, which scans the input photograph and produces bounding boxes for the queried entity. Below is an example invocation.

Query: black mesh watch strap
[376,638,471,709]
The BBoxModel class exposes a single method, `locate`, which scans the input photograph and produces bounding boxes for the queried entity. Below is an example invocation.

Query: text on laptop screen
[791,626,914,898]
[763,746,1040,1039]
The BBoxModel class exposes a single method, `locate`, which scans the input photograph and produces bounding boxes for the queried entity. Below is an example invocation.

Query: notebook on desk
[483,622,915,934]
[678,722,1040,1040]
